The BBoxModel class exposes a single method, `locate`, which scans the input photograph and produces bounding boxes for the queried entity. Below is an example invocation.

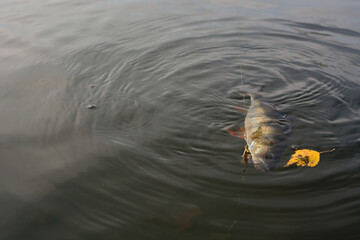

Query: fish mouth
[253,157,270,171]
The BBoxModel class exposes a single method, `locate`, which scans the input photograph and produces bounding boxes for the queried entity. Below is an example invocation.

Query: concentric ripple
[52,93,156,143]
[1,1,360,240]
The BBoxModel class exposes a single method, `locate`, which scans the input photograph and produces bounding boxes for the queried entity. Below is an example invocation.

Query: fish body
[243,93,291,171]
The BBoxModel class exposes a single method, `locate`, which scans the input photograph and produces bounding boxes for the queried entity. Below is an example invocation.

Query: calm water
[1,0,360,239]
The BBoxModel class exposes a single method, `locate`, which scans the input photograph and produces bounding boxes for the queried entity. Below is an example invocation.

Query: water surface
[1,0,360,239]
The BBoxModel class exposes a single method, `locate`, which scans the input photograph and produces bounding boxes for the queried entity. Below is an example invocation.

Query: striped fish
[227,93,291,171]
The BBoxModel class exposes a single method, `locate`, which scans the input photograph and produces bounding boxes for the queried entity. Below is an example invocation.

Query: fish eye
[264,153,274,159]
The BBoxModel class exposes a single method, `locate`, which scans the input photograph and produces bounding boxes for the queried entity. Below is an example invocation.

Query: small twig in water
[319,148,335,154]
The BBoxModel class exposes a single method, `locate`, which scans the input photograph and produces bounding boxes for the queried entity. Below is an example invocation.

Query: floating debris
[284,148,335,167]
[87,104,96,109]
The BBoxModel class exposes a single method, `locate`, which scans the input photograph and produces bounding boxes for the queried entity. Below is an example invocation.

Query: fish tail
[236,85,264,99]
[234,90,255,100]
[228,86,264,100]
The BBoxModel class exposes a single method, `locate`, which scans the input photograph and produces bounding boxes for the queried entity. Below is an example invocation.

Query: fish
[227,92,291,171]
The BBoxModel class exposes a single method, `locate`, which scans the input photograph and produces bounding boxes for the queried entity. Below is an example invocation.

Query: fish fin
[240,127,245,134]
[225,126,245,139]
[233,106,247,113]
[234,85,264,99]
[250,126,262,139]
[226,129,245,139]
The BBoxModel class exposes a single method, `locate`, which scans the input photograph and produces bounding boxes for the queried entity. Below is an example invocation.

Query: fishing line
[228,0,246,235]
[236,0,247,178]
[235,0,247,184]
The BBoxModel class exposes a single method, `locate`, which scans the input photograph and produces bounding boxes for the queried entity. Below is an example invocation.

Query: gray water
[1,0,360,239]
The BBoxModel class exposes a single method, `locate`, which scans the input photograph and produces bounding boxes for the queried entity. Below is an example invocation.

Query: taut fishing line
[235,0,247,179]
[228,0,246,234]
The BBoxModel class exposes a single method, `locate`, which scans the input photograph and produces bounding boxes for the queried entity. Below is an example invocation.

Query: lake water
[1,0,360,239]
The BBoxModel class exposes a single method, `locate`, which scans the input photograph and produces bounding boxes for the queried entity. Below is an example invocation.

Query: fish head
[248,140,278,171]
